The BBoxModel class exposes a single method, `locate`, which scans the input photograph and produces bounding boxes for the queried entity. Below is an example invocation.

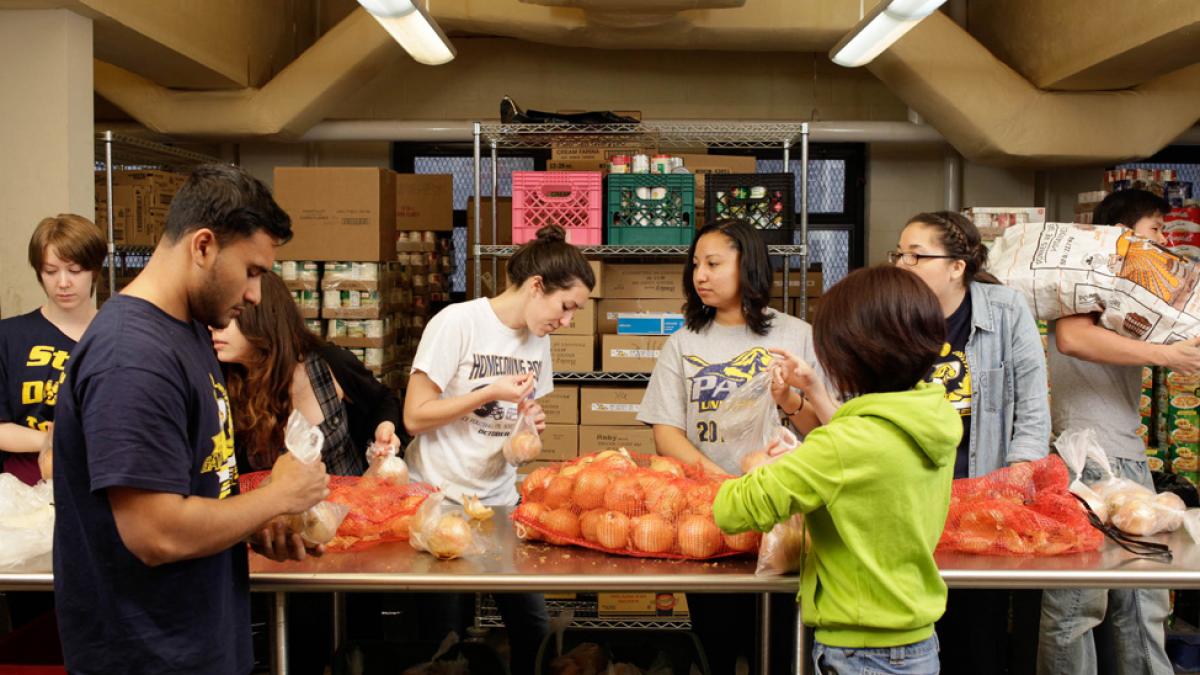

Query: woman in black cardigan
[212,270,403,475]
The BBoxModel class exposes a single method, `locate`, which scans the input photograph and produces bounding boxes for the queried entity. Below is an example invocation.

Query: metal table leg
[332,591,346,654]
[272,592,288,675]
[760,592,772,674]
[795,603,807,675]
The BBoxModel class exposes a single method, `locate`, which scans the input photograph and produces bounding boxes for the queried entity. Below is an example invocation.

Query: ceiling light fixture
[356,0,456,65]
[830,0,947,68]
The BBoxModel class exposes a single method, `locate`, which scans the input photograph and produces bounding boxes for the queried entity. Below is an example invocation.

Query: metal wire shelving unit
[470,122,811,384]
[95,130,224,296]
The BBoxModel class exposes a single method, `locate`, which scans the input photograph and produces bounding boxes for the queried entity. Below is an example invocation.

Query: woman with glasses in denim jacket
[891,210,1051,675]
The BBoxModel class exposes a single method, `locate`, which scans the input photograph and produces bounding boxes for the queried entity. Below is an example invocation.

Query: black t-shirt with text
[925,293,974,478]
[53,295,250,675]
[0,309,74,485]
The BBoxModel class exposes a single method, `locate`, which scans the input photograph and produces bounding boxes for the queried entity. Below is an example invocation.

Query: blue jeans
[812,634,940,675]
[1037,457,1172,675]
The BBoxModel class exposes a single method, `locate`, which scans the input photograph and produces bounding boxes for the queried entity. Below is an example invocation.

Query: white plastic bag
[409,493,485,560]
[277,410,347,545]
[1055,428,1190,537]
[363,441,409,484]
[502,410,542,466]
[715,371,798,475]
[0,474,54,572]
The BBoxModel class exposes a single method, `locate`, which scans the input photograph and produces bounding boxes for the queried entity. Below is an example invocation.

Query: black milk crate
[704,173,795,244]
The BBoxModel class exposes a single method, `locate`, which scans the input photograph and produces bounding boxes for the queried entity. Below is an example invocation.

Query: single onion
[596,511,631,550]
[572,470,612,510]
[632,514,675,554]
[604,476,646,516]
[677,514,722,558]
[520,466,558,501]
[722,529,762,553]
[506,430,543,464]
[579,509,605,543]
[428,514,474,559]
[544,474,577,510]
[514,502,550,541]
[649,456,686,478]
[648,483,687,522]
[538,508,580,545]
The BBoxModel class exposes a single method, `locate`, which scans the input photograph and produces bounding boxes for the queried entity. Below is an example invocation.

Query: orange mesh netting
[511,450,759,560]
[240,471,437,552]
[937,455,1103,556]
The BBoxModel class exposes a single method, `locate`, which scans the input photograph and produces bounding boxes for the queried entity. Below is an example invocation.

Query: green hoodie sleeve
[712,427,845,534]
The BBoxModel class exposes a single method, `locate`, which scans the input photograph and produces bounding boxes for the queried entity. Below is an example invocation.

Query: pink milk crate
[511,171,604,245]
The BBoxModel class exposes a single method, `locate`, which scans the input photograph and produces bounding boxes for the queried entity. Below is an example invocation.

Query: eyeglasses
[887,250,958,267]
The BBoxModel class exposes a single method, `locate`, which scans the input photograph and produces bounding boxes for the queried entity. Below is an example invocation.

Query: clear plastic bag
[714,371,799,475]
[0,473,55,571]
[756,513,807,576]
[363,441,409,484]
[409,493,485,560]
[277,410,347,545]
[502,410,542,466]
[1056,428,1191,538]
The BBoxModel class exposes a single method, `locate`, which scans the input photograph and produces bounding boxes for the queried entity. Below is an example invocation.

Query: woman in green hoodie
[713,265,962,675]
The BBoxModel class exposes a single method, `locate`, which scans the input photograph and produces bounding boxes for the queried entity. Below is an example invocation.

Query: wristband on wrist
[784,395,805,417]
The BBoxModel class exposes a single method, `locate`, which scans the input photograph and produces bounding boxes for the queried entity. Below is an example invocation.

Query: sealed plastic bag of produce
[0,473,54,572]
[277,411,348,545]
[409,493,486,560]
[989,222,1200,344]
[512,450,760,559]
[937,454,1103,556]
[502,409,542,466]
[363,441,409,484]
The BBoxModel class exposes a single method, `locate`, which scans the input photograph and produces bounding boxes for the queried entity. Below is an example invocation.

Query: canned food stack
[275,260,322,320]
[321,261,402,377]
[1162,370,1200,485]
[395,231,455,391]
[961,207,1047,243]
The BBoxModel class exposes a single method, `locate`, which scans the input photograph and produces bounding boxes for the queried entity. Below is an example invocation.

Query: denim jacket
[963,281,1051,476]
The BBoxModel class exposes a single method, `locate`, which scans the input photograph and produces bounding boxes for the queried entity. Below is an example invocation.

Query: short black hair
[165,164,292,244]
[814,266,945,397]
[683,219,774,336]
[1092,189,1171,228]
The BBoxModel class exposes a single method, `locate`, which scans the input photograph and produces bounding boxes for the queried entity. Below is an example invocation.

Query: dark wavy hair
[221,271,324,470]
[683,219,774,336]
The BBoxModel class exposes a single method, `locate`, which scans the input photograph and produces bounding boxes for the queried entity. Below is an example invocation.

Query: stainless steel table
[6,516,1200,675]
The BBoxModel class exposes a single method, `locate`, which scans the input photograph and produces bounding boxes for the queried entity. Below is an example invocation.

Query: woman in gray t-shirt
[638,218,827,475]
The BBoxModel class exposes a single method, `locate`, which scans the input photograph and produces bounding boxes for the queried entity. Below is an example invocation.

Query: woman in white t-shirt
[403,224,594,674]
[637,218,830,674]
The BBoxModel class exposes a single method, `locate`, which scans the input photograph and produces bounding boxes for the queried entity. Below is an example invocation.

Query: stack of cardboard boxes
[272,167,454,392]
[95,169,187,247]
[770,267,824,321]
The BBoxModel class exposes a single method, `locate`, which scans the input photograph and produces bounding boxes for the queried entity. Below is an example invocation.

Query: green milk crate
[605,174,696,245]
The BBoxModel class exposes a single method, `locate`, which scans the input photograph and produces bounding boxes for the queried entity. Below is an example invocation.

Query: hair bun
[534,224,567,244]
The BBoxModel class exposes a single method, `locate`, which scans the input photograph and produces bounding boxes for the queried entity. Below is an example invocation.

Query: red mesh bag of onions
[511,450,761,559]
[240,471,437,552]
[937,455,1103,556]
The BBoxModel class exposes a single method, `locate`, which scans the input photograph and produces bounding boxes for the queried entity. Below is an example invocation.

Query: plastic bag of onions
[363,442,409,484]
[502,410,543,466]
[409,493,486,560]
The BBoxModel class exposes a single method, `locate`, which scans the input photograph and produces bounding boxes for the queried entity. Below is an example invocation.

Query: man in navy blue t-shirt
[53,164,331,675]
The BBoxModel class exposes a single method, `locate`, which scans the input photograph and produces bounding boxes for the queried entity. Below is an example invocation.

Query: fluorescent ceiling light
[830,0,947,68]
[357,0,456,66]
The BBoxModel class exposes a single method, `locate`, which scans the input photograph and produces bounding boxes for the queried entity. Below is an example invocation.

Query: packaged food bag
[937,454,1103,556]
[409,493,486,560]
[512,450,760,560]
[989,222,1200,344]
[756,513,807,576]
[0,473,54,572]
[275,411,348,546]
[502,409,542,466]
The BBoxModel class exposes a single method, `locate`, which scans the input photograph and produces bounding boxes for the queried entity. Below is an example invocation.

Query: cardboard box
[578,425,655,455]
[395,174,453,231]
[558,304,596,336]
[597,592,688,617]
[541,424,579,461]
[96,185,160,246]
[517,460,558,475]
[539,386,579,425]
[548,144,656,172]
[675,154,759,207]
[601,334,668,373]
[602,264,684,299]
[597,298,684,334]
[771,269,823,299]
[274,167,397,261]
[580,387,646,426]
[550,335,595,372]
[617,313,684,335]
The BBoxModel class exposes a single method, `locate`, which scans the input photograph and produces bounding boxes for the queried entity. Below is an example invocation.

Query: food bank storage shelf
[479,122,808,150]
[554,372,651,383]
[95,131,222,170]
[476,244,807,258]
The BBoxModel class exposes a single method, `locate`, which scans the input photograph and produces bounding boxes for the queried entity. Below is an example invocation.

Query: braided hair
[905,211,1000,285]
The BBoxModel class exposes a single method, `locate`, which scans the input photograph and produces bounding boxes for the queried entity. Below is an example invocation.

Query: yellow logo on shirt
[927,342,972,415]
[200,374,239,498]
[19,345,70,430]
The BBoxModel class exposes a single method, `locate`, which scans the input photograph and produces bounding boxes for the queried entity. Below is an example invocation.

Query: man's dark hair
[165,163,292,244]
[683,219,774,336]
[814,265,945,398]
[1092,189,1170,228]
